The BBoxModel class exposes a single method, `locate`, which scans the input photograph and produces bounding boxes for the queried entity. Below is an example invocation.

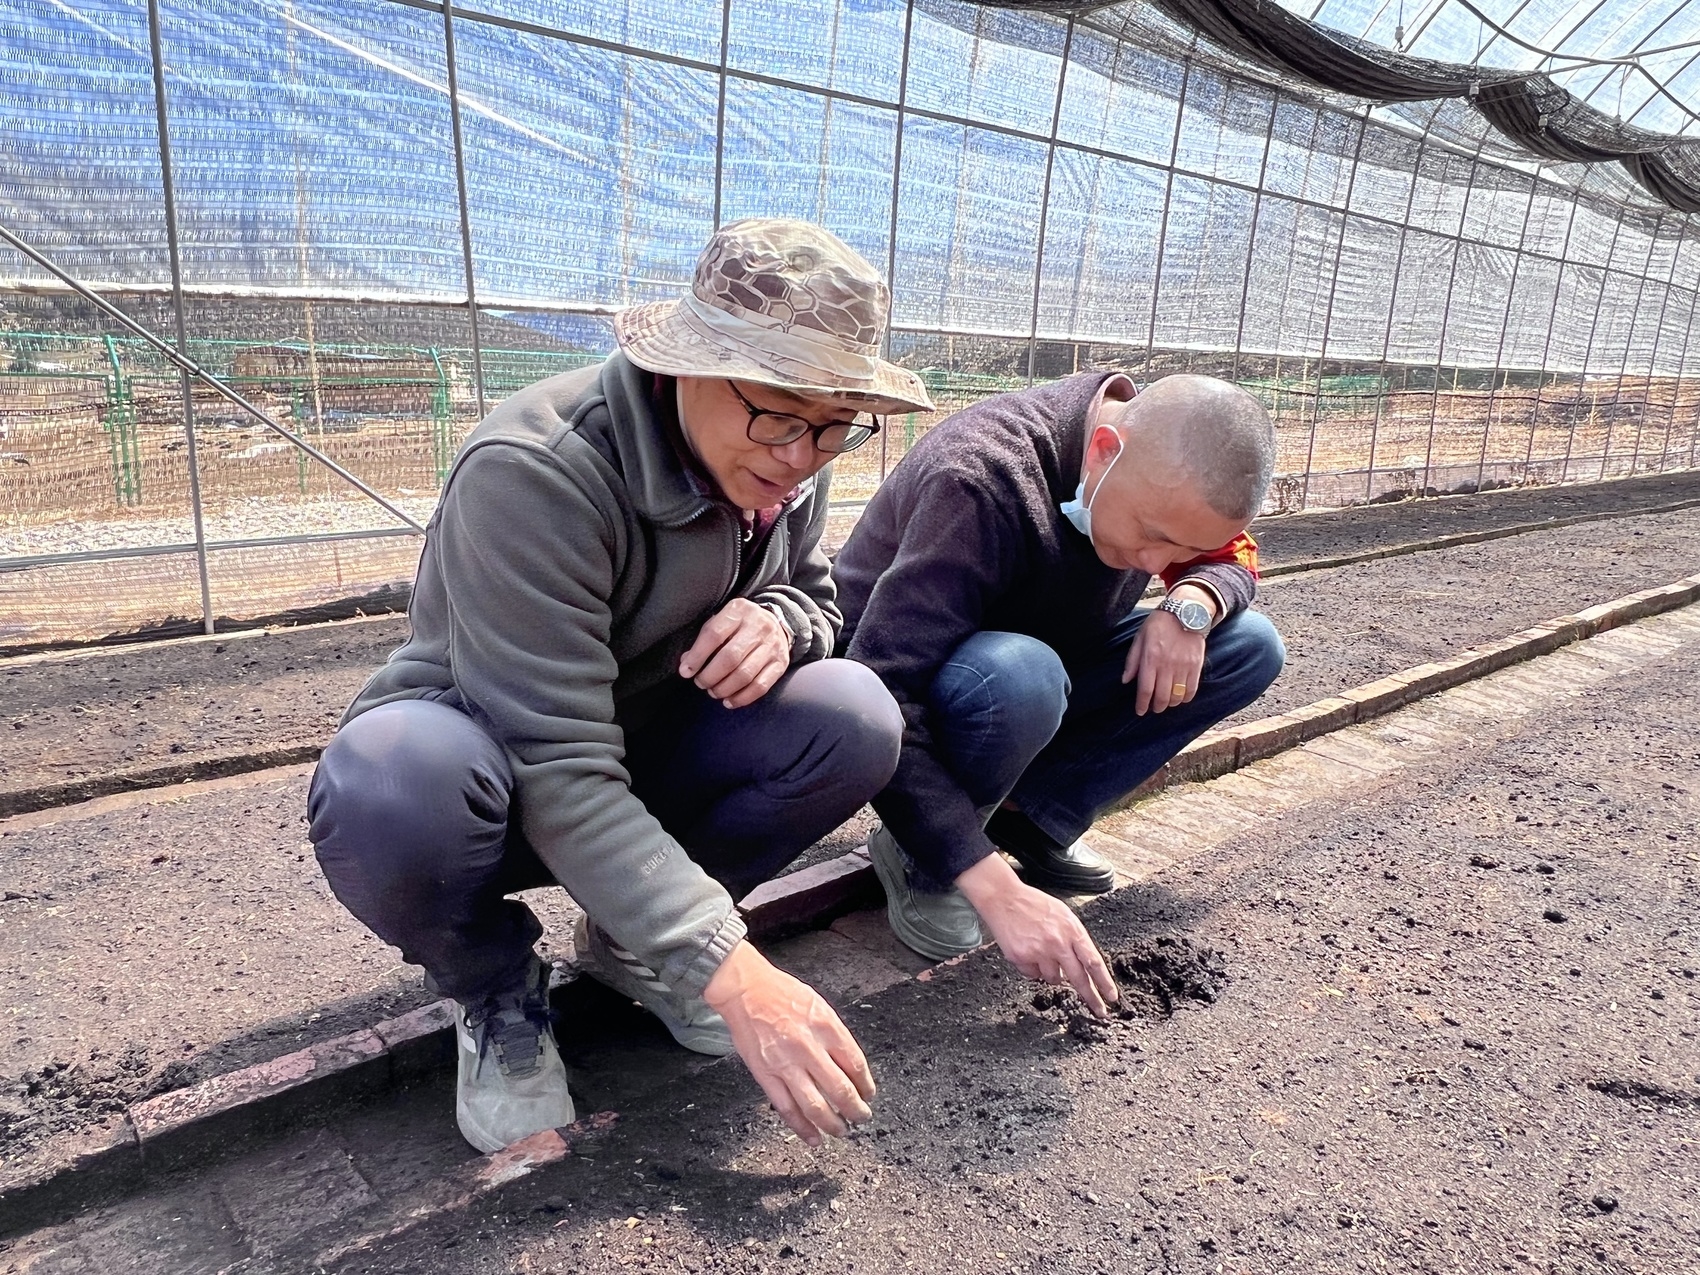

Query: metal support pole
[0,222,428,533]
[1139,33,1198,380]
[441,0,487,417]
[1671,277,1700,470]
[1520,186,1581,482]
[1418,152,1481,498]
[1061,34,1124,354]
[878,0,916,483]
[1297,112,1368,509]
[1025,19,1074,388]
[1228,95,1279,385]
[710,0,732,228]
[1559,212,1625,483]
[147,0,215,636]
[1610,215,1668,478]
[1472,168,1542,490]
[1639,223,1687,473]
[1364,105,1439,502]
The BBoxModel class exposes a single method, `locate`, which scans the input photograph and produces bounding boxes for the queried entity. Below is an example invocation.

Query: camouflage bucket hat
[614,218,934,416]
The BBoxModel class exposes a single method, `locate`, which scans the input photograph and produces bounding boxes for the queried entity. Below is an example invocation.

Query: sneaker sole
[1008,860,1117,895]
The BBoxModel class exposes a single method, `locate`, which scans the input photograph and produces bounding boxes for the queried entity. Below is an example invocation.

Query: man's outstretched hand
[702,940,876,1146]
[680,598,791,708]
[957,853,1119,1018]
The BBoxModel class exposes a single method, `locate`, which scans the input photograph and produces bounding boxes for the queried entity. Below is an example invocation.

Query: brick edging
[6,571,1699,1236]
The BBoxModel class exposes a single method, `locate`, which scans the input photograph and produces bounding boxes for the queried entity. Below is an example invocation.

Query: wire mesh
[2,0,1697,650]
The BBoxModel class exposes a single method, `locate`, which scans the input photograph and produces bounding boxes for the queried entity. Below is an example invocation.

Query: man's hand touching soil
[702,941,876,1146]
[680,599,792,708]
[957,854,1119,1017]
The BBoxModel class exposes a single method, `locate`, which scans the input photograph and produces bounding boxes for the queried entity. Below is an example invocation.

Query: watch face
[1176,600,1211,631]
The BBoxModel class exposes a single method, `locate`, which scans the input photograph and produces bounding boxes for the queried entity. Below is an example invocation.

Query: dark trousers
[920,607,1284,886]
[309,659,901,1001]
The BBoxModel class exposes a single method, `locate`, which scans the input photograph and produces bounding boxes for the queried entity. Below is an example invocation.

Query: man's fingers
[1121,629,1145,687]
[722,658,786,709]
[1070,940,1119,1017]
[793,1081,851,1140]
[1134,653,1156,716]
[808,1060,872,1129]
[1149,668,1169,714]
[678,612,739,679]
[702,641,766,699]
[1058,950,1109,1018]
[753,1072,821,1145]
[1084,941,1120,1007]
[824,1032,877,1103]
[694,632,762,693]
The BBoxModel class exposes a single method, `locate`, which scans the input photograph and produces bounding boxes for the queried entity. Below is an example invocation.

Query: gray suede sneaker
[577,915,735,1057]
[451,954,575,1154]
[866,823,983,961]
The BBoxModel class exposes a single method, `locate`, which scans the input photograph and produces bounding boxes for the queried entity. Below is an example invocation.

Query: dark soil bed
[5,609,1696,1270]
[381,622,1700,1274]
[7,488,1700,805]
[18,614,1689,1272]
[1250,467,1700,564]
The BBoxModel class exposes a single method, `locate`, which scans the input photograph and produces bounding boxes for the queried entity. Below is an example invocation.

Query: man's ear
[1085,423,1123,467]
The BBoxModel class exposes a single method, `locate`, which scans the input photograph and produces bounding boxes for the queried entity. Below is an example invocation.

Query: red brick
[1165,731,1239,784]
[1341,676,1417,723]
[130,1029,389,1172]
[741,850,879,939]
[1232,697,1354,765]
[1388,658,1477,699]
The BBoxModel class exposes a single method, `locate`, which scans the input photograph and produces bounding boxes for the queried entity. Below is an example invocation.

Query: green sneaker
[577,915,734,1056]
[866,823,983,962]
[451,954,575,1154]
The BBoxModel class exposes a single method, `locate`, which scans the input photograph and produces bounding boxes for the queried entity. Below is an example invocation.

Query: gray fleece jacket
[344,353,840,999]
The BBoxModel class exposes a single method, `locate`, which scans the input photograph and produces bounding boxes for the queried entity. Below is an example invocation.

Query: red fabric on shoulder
[1159,530,1260,588]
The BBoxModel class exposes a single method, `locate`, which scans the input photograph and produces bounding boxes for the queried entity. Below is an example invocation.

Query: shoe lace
[466,987,555,1080]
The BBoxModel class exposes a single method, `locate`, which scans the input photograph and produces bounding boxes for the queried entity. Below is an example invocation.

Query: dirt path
[7,493,1700,805]
[7,597,1695,1273]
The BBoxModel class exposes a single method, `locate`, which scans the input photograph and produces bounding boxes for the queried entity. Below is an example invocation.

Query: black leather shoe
[985,807,1116,894]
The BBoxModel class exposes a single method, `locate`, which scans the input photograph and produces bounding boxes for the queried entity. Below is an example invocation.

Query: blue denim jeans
[926,607,1284,862]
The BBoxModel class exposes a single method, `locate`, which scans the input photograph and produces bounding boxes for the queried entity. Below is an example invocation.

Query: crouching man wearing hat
[308,219,929,1153]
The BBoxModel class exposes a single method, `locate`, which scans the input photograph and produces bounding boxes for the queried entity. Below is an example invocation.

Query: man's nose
[770,435,820,472]
[1133,547,1175,574]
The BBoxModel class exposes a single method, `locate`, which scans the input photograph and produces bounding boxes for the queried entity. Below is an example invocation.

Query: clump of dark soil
[1031,936,1227,1041]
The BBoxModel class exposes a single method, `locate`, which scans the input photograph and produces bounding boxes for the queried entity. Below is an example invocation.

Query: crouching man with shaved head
[835,372,1284,1012]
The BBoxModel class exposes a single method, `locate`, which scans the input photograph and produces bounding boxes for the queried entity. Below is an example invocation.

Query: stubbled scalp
[1105,374,1275,522]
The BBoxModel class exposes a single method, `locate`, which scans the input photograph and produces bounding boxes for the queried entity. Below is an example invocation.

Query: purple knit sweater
[834,371,1258,887]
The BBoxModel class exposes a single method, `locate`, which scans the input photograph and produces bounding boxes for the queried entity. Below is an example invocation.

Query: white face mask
[1059,432,1124,543]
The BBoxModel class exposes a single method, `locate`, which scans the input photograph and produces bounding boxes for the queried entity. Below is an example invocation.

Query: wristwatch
[1157,594,1213,633]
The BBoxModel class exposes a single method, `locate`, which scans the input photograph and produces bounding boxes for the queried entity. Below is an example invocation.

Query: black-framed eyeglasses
[726,380,880,455]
